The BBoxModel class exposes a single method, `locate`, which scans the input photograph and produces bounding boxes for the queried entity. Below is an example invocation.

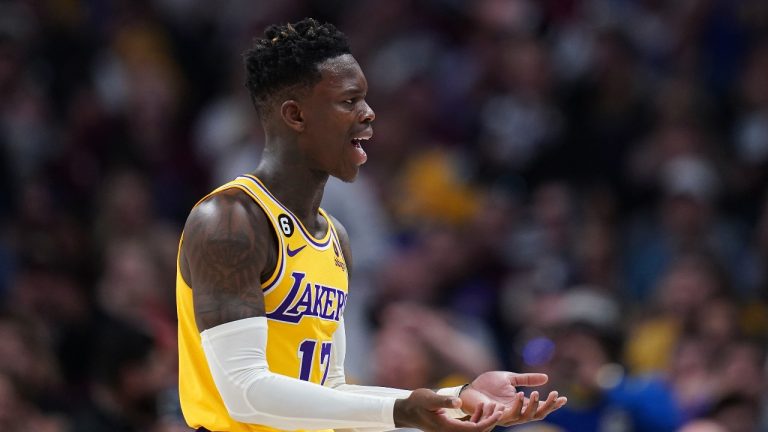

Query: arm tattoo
[185,193,268,330]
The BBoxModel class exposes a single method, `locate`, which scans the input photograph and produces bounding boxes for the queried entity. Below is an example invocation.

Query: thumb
[412,388,462,411]
[509,372,549,387]
[433,394,462,410]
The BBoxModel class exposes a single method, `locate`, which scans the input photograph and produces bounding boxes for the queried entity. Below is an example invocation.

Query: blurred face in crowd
[656,258,719,317]
[662,194,710,239]
[372,326,431,390]
[0,373,20,430]
[718,341,766,399]
[547,327,611,397]
[0,39,19,93]
[118,350,167,418]
[678,420,727,432]
[712,400,759,432]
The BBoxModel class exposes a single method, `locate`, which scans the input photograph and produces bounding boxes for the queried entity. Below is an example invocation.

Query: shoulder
[180,188,273,279]
[185,188,271,242]
[181,188,274,329]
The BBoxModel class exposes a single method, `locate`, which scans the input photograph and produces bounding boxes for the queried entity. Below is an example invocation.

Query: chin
[332,168,360,183]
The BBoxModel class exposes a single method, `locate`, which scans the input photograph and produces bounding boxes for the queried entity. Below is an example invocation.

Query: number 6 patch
[278,214,295,237]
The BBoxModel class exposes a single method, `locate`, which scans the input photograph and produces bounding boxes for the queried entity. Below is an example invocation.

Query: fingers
[469,402,485,424]
[479,403,506,432]
[508,372,549,387]
[520,391,540,422]
[509,391,525,416]
[554,396,568,409]
[400,388,512,432]
[498,391,568,426]
[532,391,558,419]
[531,392,568,420]
[468,402,504,424]
[439,403,504,432]
[465,405,503,432]
[432,393,462,410]
[447,397,462,410]
[497,392,525,426]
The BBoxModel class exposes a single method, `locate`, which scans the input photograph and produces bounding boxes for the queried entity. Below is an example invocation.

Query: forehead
[313,54,367,93]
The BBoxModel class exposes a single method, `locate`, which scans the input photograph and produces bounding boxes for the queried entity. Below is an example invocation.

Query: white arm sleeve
[200,317,397,430]
[326,319,467,429]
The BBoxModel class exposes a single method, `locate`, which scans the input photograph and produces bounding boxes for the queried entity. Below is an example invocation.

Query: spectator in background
[92,169,180,358]
[71,319,170,432]
[732,41,768,219]
[707,394,761,432]
[713,340,766,410]
[0,311,63,416]
[380,302,500,382]
[677,419,728,432]
[532,321,684,432]
[625,253,728,375]
[0,31,53,187]
[0,371,65,432]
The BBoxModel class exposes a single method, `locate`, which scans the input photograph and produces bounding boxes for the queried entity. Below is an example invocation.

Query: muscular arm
[181,189,273,330]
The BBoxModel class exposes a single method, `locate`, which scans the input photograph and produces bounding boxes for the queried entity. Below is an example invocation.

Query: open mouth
[350,136,370,165]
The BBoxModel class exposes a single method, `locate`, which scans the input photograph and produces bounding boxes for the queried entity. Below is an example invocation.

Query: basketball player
[176,18,567,432]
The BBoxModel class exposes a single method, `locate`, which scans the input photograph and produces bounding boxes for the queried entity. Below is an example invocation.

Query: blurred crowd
[0,0,767,431]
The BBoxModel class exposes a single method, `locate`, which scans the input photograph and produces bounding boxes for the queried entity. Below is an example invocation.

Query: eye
[343,99,354,105]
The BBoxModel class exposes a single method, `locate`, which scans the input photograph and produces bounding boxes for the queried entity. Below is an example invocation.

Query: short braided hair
[243,18,351,117]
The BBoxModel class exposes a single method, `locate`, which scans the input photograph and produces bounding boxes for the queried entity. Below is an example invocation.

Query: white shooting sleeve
[200,317,397,430]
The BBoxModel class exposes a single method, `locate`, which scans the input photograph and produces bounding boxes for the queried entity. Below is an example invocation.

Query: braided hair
[243,18,351,117]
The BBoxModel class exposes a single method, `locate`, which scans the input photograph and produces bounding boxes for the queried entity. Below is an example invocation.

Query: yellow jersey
[177,174,348,432]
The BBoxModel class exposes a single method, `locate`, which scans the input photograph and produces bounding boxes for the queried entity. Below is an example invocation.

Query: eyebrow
[338,86,366,97]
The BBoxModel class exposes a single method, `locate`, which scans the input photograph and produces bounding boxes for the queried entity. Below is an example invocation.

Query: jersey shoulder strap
[192,176,286,290]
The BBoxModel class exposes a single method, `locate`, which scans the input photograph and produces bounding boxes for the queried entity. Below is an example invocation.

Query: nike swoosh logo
[286,245,307,257]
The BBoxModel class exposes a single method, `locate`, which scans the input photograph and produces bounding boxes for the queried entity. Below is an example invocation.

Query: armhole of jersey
[176,183,285,292]
[178,183,286,290]
[176,233,189,287]
[322,209,346,267]
[225,184,285,291]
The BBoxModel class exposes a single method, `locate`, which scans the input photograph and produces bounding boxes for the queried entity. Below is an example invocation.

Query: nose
[360,100,375,123]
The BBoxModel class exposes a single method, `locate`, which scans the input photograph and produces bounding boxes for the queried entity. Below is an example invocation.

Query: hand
[459,371,567,426]
[394,388,505,432]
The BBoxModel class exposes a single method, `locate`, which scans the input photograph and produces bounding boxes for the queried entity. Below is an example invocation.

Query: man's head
[243,18,374,181]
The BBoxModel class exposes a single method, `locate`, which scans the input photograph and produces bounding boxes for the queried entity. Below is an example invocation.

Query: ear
[280,100,304,132]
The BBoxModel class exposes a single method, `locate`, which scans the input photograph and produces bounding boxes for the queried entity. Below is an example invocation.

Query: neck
[253,138,328,222]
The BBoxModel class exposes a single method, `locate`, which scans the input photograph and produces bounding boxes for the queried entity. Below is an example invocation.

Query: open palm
[459,371,567,427]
